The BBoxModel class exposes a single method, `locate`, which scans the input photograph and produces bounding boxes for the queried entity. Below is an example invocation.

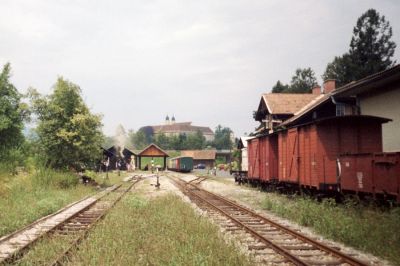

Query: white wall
[360,86,400,152]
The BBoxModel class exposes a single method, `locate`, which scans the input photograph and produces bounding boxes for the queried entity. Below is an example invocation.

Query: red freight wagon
[247,138,260,180]
[259,134,278,183]
[339,153,400,202]
[278,128,299,184]
[278,115,389,191]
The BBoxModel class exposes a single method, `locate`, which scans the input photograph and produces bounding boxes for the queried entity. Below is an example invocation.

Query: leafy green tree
[185,130,206,150]
[271,80,289,93]
[30,77,103,170]
[323,9,396,86]
[0,63,25,154]
[213,125,233,150]
[271,68,317,93]
[130,129,147,150]
[322,54,354,87]
[102,135,115,148]
[350,9,396,80]
[154,133,170,150]
[288,68,317,93]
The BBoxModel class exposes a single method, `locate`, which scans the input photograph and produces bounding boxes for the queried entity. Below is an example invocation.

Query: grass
[261,193,400,265]
[0,168,128,238]
[64,194,252,266]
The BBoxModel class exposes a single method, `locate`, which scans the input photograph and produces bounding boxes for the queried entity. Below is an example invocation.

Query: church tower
[165,115,170,125]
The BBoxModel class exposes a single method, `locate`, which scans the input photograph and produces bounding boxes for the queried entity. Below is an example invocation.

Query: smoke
[114,124,128,156]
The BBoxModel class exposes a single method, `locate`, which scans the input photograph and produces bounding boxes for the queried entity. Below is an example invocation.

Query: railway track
[0,175,142,265]
[170,176,369,266]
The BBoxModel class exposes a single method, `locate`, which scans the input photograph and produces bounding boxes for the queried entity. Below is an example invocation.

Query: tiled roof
[152,122,214,135]
[181,150,216,160]
[262,93,320,115]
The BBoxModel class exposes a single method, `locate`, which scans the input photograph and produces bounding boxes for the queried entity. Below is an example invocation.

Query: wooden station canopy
[136,143,169,170]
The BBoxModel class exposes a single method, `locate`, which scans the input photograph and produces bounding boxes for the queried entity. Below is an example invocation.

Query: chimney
[323,79,336,94]
[312,85,321,95]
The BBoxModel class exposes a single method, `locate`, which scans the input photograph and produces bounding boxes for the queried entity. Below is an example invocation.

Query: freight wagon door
[287,128,299,183]
[248,139,260,179]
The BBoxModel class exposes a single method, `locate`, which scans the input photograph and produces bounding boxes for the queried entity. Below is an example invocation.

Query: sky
[1,0,400,137]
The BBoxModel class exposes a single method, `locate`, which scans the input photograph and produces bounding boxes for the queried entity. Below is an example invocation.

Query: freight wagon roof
[285,115,391,130]
[181,150,216,160]
[261,93,320,115]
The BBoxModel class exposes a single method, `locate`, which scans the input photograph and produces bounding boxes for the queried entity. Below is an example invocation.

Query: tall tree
[322,54,354,87]
[323,9,396,85]
[271,80,289,93]
[0,63,25,154]
[288,68,317,93]
[30,77,103,169]
[350,9,396,80]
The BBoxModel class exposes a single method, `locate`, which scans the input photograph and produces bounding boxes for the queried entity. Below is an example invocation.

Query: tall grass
[31,167,79,189]
[262,194,400,265]
[0,168,91,237]
[67,194,252,266]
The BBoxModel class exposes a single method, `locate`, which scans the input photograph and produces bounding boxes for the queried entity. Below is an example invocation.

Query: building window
[336,103,345,116]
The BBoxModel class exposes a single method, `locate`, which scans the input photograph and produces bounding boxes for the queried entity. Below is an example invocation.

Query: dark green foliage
[322,54,354,87]
[0,63,25,154]
[30,77,104,170]
[130,129,147,149]
[323,9,396,86]
[271,80,289,93]
[212,125,233,149]
[271,68,317,93]
[350,9,396,79]
[131,129,207,150]
[288,68,317,93]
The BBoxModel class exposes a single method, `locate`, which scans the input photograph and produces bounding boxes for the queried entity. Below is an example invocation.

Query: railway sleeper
[279,245,316,250]
[302,258,343,265]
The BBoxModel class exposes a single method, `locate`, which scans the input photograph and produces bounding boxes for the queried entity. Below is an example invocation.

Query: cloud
[1,0,399,136]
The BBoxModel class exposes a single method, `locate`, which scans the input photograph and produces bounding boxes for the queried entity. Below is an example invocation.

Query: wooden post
[138,156,141,170]
[163,156,167,170]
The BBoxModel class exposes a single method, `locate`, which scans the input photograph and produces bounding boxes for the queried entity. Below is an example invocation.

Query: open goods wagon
[168,156,194,173]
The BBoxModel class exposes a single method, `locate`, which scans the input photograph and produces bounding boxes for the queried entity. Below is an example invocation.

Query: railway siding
[168,174,385,265]
[0,179,139,264]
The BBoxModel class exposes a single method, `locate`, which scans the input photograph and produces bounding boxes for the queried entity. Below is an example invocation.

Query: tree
[271,80,289,93]
[350,9,396,80]
[30,77,103,169]
[130,129,147,150]
[323,9,396,85]
[0,63,26,154]
[154,133,170,150]
[213,125,233,150]
[322,54,354,87]
[271,68,317,94]
[288,68,317,93]
[185,130,206,150]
